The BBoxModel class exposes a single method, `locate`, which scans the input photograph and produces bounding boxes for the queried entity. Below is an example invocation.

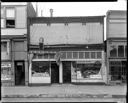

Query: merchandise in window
[72,61,102,80]
[32,61,50,77]
[1,63,11,81]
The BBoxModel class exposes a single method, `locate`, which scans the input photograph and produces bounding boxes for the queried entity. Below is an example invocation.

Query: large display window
[71,61,103,82]
[31,61,50,84]
[1,62,11,81]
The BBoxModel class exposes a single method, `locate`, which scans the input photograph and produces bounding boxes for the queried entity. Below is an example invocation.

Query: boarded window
[118,45,124,57]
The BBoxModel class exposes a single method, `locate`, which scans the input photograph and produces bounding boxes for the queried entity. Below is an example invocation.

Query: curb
[2,94,126,98]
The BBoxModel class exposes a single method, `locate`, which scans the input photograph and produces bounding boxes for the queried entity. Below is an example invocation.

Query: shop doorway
[63,61,71,83]
[15,61,25,85]
[51,62,59,83]
[109,61,127,83]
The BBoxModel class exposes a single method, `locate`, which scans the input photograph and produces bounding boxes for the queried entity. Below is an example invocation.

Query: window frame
[5,7,16,28]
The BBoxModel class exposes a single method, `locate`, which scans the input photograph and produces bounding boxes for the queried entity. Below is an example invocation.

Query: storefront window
[32,61,50,77]
[118,45,124,57]
[72,61,102,80]
[110,45,117,57]
[1,63,11,81]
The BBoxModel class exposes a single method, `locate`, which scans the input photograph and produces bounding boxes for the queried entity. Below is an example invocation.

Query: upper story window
[5,8,15,28]
[109,44,126,58]
[118,45,124,57]
[110,45,117,57]
[6,8,15,18]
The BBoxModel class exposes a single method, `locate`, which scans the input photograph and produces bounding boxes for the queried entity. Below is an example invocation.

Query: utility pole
[36,2,38,17]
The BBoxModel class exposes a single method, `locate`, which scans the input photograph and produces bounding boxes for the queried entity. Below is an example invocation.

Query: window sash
[6,8,15,18]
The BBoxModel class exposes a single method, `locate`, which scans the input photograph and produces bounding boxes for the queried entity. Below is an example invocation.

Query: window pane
[118,45,124,57]
[1,19,5,28]
[49,54,55,59]
[85,52,89,58]
[67,52,72,59]
[1,42,7,52]
[125,46,127,57]
[79,52,84,59]
[97,52,102,58]
[6,8,15,18]
[91,52,95,58]
[32,61,50,77]
[110,45,117,57]
[6,20,15,28]
[73,52,78,59]
[61,52,66,59]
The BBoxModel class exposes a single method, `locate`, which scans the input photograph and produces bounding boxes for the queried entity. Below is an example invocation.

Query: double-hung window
[5,8,15,28]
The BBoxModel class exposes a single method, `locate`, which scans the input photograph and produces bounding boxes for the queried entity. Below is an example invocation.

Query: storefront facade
[106,10,127,84]
[29,50,107,84]
[1,2,36,86]
[28,16,106,85]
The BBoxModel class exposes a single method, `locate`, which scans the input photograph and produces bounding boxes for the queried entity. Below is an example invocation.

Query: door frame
[14,60,25,85]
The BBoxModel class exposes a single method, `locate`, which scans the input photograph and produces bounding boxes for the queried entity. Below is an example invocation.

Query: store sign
[1,63,11,68]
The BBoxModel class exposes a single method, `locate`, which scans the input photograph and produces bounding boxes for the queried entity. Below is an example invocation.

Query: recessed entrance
[109,61,127,83]
[15,61,25,85]
[63,61,71,83]
[51,62,59,83]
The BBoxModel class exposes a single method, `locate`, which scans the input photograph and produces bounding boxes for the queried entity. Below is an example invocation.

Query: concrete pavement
[1,84,127,98]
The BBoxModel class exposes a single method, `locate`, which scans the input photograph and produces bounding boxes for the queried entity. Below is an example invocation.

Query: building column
[25,59,29,86]
[59,62,63,83]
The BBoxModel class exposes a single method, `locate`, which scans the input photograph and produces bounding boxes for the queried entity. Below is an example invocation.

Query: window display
[32,61,50,77]
[71,61,102,81]
[1,63,11,80]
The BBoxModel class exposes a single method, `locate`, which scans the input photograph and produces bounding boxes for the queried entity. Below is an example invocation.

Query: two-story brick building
[1,2,36,86]
[106,10,127,84]
[28,16,107,85]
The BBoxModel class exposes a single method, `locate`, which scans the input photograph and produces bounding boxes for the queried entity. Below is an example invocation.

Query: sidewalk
[1,84,127,98]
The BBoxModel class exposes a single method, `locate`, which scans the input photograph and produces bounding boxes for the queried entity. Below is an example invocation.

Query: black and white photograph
[1,1,127,102]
